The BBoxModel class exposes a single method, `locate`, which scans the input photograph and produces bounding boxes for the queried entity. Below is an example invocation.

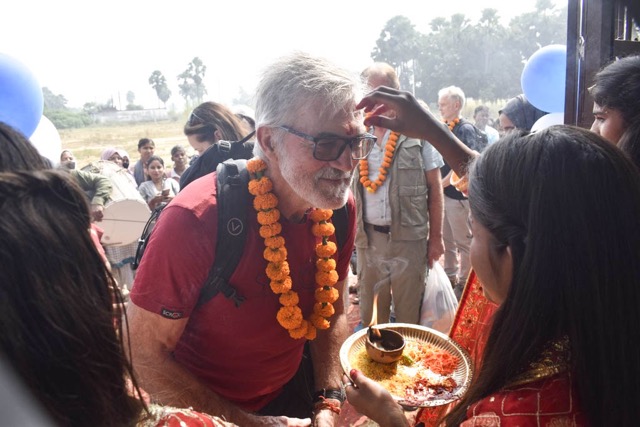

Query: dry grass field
[59,119,190,170]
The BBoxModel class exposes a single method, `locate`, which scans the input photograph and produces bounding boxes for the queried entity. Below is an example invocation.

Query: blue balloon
[521,45,567,113]
[0,53,43,138]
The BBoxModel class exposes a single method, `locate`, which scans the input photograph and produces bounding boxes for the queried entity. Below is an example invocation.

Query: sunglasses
[278,126,376,161]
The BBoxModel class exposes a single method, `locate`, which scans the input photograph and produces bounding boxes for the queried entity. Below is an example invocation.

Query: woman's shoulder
[139,404,237,427]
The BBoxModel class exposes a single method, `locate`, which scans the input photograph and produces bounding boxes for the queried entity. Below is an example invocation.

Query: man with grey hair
[354,62,445,327]
[127,51,374,425]
[437,85,485,296]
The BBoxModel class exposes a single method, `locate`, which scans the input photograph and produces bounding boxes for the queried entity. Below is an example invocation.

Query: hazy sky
[3,0,565,110]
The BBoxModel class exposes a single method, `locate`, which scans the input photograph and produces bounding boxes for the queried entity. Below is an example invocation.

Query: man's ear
[256,127,277,161]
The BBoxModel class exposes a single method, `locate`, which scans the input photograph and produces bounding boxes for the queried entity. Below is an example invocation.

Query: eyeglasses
[186,109,205,126]
[277,126,376,161]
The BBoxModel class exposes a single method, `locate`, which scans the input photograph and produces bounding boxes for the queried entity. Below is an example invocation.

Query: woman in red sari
[346,89,640,426]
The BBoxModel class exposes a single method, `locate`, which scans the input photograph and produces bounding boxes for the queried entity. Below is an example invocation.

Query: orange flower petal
[316,241,337,258]
[279,290,299,307]
[309,209,333,222]
[316,258,337,272]
[289,320,309,339]
[259,223,282,239]
[247,158,267,174]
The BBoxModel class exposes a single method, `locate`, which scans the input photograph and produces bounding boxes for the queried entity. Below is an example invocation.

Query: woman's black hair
[0,170,146,426]
[618,113,640,170]
[144,155,165,168]
[0,122,48,171]
[445,126,640,426]
[590,54,640,125]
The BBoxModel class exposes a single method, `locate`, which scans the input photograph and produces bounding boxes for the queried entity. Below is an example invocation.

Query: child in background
[165,144,189,184]
[131,138,155,186]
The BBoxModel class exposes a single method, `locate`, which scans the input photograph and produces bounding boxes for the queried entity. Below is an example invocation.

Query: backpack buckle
[218,140,232,153]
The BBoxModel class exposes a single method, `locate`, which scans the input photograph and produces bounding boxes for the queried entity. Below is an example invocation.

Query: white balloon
[530,112,565,132]
[29,115,62,166]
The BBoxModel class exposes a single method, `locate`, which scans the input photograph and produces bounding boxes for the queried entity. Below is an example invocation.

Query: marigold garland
[445,118,460,131]
[359,130,399,193]
[247,157,339,340]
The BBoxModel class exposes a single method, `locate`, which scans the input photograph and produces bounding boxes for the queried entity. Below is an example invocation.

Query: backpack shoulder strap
[196,159,251,308]
[332,204,349,252]
[132,205,165,270]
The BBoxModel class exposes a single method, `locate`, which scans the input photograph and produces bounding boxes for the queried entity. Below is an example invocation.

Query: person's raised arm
[125,304,310,427]
[357,87,477,177]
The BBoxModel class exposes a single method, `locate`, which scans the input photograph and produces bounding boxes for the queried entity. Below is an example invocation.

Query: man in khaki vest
[353,62,444,326]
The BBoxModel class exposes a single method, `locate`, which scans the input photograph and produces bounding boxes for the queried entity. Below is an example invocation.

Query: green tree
[371,16,422,91]
[371,3,567,104]
[148,70,172,108]
[508,0,568,61]
[42,87,68,111]
[177,57,207,105]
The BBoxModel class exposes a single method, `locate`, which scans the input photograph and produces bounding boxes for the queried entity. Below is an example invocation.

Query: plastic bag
[419,263,459,333]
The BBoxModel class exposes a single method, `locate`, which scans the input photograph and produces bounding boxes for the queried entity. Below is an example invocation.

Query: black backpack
[133,133,255,271]
[455,119,489,153]
[133,158,350,308]
[179,132,255,190]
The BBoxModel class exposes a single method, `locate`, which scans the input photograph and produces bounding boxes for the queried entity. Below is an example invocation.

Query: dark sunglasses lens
[314,138,343,161]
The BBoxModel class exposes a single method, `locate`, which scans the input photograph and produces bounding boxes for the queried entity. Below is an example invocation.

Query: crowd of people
[1,49,639,427]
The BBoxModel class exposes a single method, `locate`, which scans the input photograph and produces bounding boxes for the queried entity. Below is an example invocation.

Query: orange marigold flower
[315,286,339,303]
[316,270,339,286]
[279,290,299,307]
[304,325,317,340]
[247,158,267,174]
[313,302,335,317]
[257,209,280,225]
[264,247,287,263]
[248,177,273,196]
[270,277,292,293]
[266,261,290,281]
[312,222,335,237]
[360,177,371,185]
[264,236,285,249]
[370,183,379,191]
[316,258,337,272]
[289,319,309,339]
[309,209,333,222]
[253,193,278,210]
[310,313,331,330]
[316,241,337,258]
[276,306,303,330]
[259,223,282,239]
[382,161,391,168]
[379,175,387,182]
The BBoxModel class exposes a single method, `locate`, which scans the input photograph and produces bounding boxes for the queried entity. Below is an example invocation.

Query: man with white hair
[127,52,373,426]
[438,86,485,296]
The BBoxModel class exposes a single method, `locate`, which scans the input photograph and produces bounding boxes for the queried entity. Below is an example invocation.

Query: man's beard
[280,156,353,210]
